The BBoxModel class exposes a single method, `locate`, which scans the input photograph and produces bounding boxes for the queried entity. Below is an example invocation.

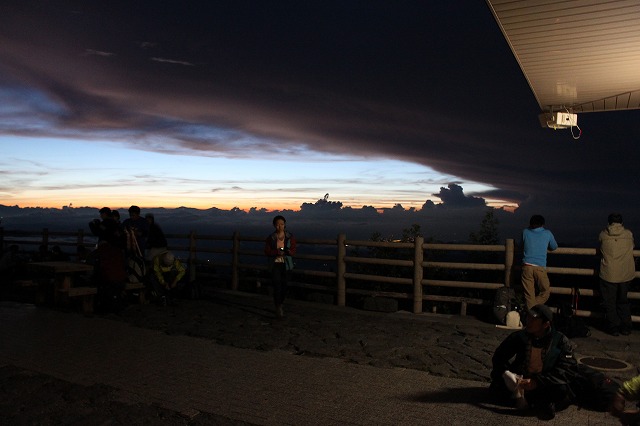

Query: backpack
[493,286,518,324]
[555,302,591,338]
[570,364,620,411]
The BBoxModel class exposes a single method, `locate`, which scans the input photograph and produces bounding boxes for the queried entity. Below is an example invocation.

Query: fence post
[189,231,197,283]
[231,231,240,290]
[413,236,424,314]
[76,228,84,247]
[337,233,346,307]
[504,238,514,287]
[42,228,49,251]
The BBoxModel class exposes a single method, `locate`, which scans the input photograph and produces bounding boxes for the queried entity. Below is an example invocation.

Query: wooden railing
[2,227,639,320]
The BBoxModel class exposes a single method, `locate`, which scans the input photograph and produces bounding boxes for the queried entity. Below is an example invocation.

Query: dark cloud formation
[1,1,640,234]
[432,184,485,209]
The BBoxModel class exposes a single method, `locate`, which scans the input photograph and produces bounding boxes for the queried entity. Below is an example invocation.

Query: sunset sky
[1,1,639,223]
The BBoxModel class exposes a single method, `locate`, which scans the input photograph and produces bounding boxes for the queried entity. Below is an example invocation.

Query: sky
[1,1,640,242]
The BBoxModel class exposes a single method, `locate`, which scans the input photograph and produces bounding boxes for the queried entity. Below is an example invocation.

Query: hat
[161,251,175,266]
[528,304,553,323]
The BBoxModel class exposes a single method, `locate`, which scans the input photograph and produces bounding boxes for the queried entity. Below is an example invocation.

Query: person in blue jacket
[521,215,558,309]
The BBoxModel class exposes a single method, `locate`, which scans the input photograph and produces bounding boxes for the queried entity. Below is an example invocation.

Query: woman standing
[264,215,296,318]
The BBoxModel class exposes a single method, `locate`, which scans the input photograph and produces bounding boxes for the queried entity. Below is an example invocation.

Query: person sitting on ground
[490,304,576,420]
[610,375,640,425]
[150,250,186,306]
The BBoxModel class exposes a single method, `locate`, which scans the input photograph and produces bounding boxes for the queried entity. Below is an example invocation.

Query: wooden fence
[2,227,640,320]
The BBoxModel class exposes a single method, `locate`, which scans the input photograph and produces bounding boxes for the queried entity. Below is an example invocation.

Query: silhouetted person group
[86,205,184,312]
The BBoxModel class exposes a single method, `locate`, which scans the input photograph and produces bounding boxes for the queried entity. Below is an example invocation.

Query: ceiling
[486,0,640,114]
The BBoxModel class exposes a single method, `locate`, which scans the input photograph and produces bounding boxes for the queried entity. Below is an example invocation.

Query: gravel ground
[0,364,254,426]
[2,289,635,424]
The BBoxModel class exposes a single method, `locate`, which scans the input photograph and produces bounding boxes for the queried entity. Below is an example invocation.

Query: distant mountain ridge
[0,204,598,246]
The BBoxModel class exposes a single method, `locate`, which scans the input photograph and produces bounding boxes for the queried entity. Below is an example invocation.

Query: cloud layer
[1,1,640,231]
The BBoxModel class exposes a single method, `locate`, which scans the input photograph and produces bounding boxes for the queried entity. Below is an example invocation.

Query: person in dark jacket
[89,207,124,248]
[490,304,576,420]
[145,213,168,262]
[264,215,296,318]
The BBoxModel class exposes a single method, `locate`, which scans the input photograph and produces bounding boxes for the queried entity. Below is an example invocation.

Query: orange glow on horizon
[8,199,304,212]
[8,197,520,213]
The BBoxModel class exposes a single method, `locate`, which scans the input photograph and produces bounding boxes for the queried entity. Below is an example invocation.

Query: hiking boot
[608,327,620,336]
[540,402,555,420]
[515,396,529,410]
[621,328,631,336]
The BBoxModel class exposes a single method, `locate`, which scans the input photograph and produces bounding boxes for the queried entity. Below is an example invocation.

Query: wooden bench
[57,286,98,315]
[124,281,147,304]
[13,279,38,287]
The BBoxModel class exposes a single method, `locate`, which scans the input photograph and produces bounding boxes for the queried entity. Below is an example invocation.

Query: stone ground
[1,288,638,424]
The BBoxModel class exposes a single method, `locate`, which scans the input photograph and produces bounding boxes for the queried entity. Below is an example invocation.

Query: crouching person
[150,251,186,306]
[490,304,576,420]
[610,376,640,425]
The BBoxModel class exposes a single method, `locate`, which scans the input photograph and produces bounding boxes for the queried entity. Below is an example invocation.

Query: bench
[124,281,147,304]
[57,286,98,315]
[13,279,38,287]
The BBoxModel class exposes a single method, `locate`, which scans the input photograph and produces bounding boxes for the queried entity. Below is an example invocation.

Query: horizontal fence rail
[2,227,640,321]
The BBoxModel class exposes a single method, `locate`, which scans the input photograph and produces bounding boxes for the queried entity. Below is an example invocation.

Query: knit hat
[528,304,553,323]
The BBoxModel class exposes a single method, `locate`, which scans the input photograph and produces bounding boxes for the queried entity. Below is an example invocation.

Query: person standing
[88,207,123,246]
[264,215,296,318]
[521,215,558,309]
[122,205,149,283]
[122,205,149,255]
[145,213,168,262]
[598,213,635,336]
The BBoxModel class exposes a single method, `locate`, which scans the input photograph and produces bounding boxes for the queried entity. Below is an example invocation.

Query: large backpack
[555,302,591,338]
[493,286,517,324]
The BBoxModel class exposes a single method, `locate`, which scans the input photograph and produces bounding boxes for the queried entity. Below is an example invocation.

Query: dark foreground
[1,289,637,425]
[0,364,250,425]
